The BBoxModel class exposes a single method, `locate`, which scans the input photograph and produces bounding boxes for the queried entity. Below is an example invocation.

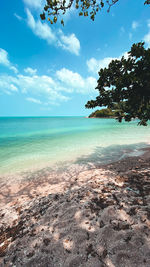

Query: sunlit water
[0,117,150,174]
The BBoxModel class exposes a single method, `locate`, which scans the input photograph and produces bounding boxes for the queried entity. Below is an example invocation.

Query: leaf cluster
[86,42,150,126]
[40,0,119,25]
[40,0,150,25]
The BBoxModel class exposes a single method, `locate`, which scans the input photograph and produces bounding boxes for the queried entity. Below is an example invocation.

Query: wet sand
[0,148,150,266]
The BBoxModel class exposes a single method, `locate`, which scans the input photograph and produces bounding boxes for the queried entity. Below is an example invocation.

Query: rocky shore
[0,148,150,266]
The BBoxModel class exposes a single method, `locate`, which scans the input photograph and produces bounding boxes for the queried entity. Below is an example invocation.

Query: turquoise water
[0,117,150,174]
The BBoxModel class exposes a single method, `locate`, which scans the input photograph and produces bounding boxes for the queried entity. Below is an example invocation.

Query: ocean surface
[0,117,150,174]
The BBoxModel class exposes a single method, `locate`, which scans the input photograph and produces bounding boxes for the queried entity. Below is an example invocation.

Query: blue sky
[0,0,150,116]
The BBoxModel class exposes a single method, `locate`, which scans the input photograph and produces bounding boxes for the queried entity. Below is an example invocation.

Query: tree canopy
[41,0,150,25]
[89,108,116,118]
[85,42,150,126]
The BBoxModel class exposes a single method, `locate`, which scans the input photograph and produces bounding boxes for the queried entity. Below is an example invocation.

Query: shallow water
[0,117,149,174]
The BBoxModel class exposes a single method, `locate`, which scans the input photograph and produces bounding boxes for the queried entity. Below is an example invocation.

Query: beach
[1,0,150,265]
[0,146,150,266]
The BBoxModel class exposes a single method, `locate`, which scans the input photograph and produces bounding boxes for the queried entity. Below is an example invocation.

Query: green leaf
[40,12,45,20]
[84,11,88,16]
[53,16,57,23]
[61,19,64,26]
[90,13,95,21]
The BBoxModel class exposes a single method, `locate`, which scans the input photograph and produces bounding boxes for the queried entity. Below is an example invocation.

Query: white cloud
[0,46,96,104]
[24,67,37,75]
[10,84,18,92]
[132,21,139,30]
[0,73,70,103]
[0,65,97,100]
[26,97,42,104]
[122,51,129,60]
[0,48,18,73]
[144,32,150,47]
[17,74,56,95]
[0,49,11,66]
[56,68,97,93]
[23,0,75,22]
[26,9,56,43]
[58,30,80,56]
[86,57,118,74]
[26,9,80,55]
[56,68,84,88]
[10,66,18,73]
[0,75,19,94]
[23,0,43,9]
[14,13,23,21]
[87,51,129,74]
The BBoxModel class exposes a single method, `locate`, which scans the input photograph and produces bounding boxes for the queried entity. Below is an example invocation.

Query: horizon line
[0,115,87,118]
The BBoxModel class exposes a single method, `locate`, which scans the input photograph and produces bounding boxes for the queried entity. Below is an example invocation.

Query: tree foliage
[41,0,150,25]
[86,42,150,126]
[89,108,116,118]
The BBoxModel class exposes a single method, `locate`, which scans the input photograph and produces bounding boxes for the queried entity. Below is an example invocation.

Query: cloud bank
[26,9,80,56]
[0,48,18,73]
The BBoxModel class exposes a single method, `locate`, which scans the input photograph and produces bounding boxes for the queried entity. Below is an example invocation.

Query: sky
[0,0,150,116]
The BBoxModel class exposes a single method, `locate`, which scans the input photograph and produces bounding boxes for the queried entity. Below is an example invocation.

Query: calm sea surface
[0,117,150,174]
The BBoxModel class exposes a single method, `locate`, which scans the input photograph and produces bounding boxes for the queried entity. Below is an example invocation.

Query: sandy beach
[0,148,150,266]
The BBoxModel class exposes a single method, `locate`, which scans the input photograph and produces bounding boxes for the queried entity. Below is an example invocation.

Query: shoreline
[0,148,150,266]
[0,142,149,177]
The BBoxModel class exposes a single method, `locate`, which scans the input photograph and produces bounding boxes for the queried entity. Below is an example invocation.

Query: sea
[0,116,150,175]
